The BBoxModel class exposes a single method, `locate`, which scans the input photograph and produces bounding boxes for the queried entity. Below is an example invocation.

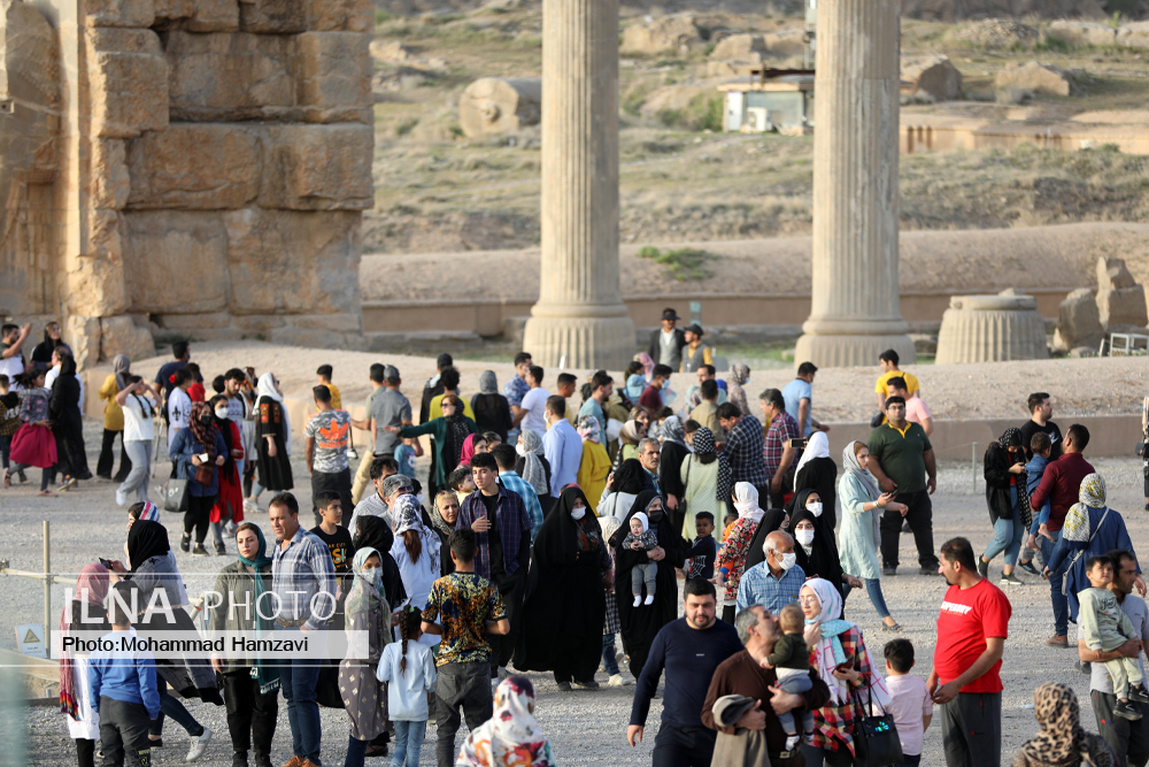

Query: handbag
[195,464,216,487]
[163,477,190,512]
[850,687,903,767]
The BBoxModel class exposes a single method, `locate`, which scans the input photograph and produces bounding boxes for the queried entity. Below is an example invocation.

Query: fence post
[971,443,978,493]
[43,519,51,658]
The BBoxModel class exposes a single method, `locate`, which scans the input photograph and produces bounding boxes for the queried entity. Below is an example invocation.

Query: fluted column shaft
[794,0,915,368]
[522,0,634,369]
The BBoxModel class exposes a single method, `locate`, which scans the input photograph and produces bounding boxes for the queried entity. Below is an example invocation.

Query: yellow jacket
[98,374,125,431]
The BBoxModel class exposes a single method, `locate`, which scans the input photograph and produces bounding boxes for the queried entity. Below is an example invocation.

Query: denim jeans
[1042,529,1067,636]
[279,650,322,763]
[151,683,205,738]
[602,634,620,675]
[843,579,891,619]
[119,440,152,503]
[984,514,1023,566]
[391,719,427,767]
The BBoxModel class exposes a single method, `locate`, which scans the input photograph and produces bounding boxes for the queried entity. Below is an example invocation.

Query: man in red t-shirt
[928,536,1012,767]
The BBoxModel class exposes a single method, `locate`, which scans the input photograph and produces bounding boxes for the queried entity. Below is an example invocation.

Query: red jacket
[1029,452,1094,532]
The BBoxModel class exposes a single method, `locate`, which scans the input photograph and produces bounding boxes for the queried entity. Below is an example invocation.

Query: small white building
[719,72,815,133]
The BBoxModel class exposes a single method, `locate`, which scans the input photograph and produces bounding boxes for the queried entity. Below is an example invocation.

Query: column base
[794,331,917,369]
[522,313,636,369]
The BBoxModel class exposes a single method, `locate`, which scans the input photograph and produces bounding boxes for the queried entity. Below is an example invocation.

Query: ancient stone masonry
[0,0,374,367]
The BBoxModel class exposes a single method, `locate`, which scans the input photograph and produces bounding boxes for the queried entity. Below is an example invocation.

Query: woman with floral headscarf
[457,676,555,767]
[679,426,729,540]
[724,364,750,416]
[169,401,227,556]
[340,547,393,767]
[1013,682,1112,767]
[980,427,1031,585]
[59,562,111,767]
[576,416,611,509]
[390,494,443,610]
[1047,473,1146,622]
[799,577,890,766]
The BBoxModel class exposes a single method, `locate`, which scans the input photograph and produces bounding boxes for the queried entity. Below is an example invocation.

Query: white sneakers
[186,727,212,762]
[115,487,128,507]
[243,498,259,514]
[607,674,630,687]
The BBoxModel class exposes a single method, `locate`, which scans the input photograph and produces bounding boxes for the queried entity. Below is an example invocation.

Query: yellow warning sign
[23,628,40,644]
[15,623,47,658]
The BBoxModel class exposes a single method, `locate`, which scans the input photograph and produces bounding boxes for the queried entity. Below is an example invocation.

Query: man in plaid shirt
[761,388,800,508]
[458,452,532,676]
[269,491,337,767]
[717,402,769,493]
[491,443,543,543]
[502,351,532,442]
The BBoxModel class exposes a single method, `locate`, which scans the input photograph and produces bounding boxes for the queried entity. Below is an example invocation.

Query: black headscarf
[128,519,170,573]
[742,508,790,572]
[536,486,603,566]
[788,496,844,595]
[613,459,649,497]
[209,395,236,473]
[352,515,407,608]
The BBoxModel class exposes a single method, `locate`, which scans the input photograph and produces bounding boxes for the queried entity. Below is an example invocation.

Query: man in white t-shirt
[0,322,30,390]
[887,376,933,437]
[514,365,549,438]
[44,348,84,407]
[166,368,193,451]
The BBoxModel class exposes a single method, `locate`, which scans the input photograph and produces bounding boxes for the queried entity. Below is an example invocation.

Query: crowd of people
[0,308,1143,767]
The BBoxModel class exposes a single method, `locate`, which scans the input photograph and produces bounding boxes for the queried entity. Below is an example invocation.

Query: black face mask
[648,508,664,523]
[199,416,213,427]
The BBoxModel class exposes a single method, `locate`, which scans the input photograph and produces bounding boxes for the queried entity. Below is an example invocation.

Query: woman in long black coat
[515,486,611,689]
[610,490,687,678]
[49,353,92,484]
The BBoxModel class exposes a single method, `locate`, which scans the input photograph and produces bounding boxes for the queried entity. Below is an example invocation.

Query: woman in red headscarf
[59,563,111,767]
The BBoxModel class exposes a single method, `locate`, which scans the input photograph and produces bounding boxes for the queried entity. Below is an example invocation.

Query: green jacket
[399,416,476,488]
[208,559,272,673]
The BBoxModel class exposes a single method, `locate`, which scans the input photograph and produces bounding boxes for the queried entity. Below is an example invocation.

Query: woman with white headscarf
[389,494,442,610]
[340,547,392,767]
[515,428,553,511]
[838,440,906,631]
[246,372,292,510]
[799,577,890,767]
[792,431,838,529]
[714,482,775,623]
[576,416,611,510]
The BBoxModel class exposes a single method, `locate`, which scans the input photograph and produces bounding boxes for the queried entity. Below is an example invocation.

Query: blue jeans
[279,652,322,763]
[391,720,427,767]
[602,634,620,675]
[984,514,1023,566]
[1042,529,1067,636]
[842,579,891,619]
[150,683,205,737]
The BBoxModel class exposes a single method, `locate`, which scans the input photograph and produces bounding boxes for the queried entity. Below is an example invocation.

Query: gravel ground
[5,343,1149,766]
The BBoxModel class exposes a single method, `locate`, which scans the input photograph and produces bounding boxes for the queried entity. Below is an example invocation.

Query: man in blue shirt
[542,396,582,497]
[737,531,806,614]
[782,361,828,439]
[628,579,744,767]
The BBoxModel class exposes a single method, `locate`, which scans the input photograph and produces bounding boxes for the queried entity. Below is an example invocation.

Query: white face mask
[362,568,381,586]
[795,528,815,546]
[214,408,229,419]
[807,502,823,518]
[515,443,528,457]
[571,506,586,521]
[778,552,797,571]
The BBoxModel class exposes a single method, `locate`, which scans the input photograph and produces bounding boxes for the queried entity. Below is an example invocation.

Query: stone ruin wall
[0,0,374,368]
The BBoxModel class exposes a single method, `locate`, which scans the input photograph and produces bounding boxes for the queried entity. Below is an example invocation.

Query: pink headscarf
[459,433,480,467]
[59,563,111,719]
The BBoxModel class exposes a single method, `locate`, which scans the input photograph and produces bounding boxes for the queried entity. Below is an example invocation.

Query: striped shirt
[271,526,337,631]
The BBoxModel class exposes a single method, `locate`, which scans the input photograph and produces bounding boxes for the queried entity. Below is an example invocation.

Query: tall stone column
[793,0,915,368]
[522,0,635,369]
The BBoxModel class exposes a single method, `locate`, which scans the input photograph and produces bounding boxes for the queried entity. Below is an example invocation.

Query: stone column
[793,0,915,368]
[522,0,635,369]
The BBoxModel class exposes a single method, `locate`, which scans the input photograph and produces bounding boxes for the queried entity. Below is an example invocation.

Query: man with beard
[928,537,1011,767]
[627,579,743,767]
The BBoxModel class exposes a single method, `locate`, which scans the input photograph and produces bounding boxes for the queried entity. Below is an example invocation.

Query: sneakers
[918,567,940,576]
[186,727,212,762]
[556,681,572,692]
[1019,561,1041,576]
[643,594,655,606]
[607,674,630,687]
[573,678,600,689]
[231,752,249,767]
[1116,699,1143,721]
[348,445,359,461]
[243,498,259,514]
[882,566,897,576]
[180,534,191,553]
[214,541,227,556]
[1130,685,1149,704]
[1000,572,1025,586]
[57,476,78,492]
[115,487,128,507]
[632,594,642,608]
[977,557,989,579]
[192,544,210,556]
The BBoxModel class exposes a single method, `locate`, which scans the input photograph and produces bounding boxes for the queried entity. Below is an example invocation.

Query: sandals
[2,469,9,489]
[881,621,903,632]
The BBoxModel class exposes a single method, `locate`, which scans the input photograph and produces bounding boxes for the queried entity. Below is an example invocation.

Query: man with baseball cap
[681,323,714,373]
[648,307,687,370]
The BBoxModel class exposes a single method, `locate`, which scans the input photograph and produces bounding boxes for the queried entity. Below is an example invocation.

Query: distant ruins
[0,0,374,367]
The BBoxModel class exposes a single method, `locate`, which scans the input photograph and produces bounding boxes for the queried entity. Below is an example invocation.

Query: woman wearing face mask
[389,495,442,611]
[789,489,861,603]
[429,490,460,576]
[339,548,392,767]
[610,491,687,678]
[246,372,293,512]
[714,482,779,623]
[208,394,245,553]
[516,486,611,690]
[791,431,838,530]
[352,515,407,608]
[839,441,905,632]
[979,427,1030,585]
[169,402,228,556]
[514,428,553,512]
[208,523,278,767]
